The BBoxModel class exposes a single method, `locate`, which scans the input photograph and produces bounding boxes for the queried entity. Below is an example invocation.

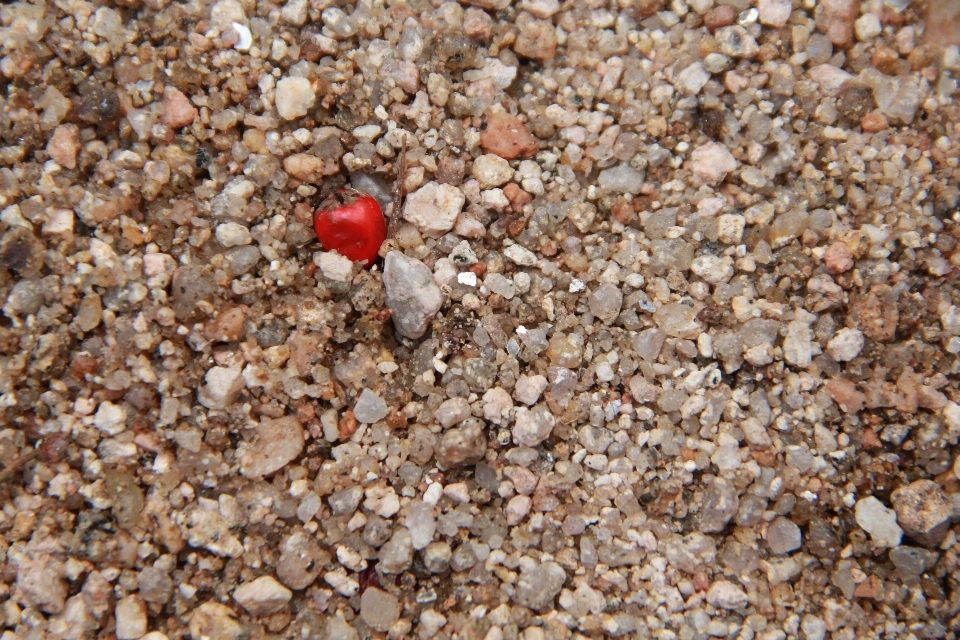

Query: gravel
[1,0,960,638]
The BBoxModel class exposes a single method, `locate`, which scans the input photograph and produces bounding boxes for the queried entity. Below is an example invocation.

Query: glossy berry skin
[313,188,387,268]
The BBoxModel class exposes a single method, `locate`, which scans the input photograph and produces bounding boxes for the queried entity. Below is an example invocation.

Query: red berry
[313,188,386,268]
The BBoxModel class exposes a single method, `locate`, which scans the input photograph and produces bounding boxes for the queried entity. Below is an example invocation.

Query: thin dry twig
[388,135,407,237]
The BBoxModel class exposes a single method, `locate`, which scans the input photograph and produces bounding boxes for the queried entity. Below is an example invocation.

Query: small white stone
[827,328,865,362]
[807,64,854,97]
[472,154,513,189]
[514,374,548,406]
[402,182,464,238]
[316,251,354,281]
[336,546,368,572]
[481,188,510,210]
[281,0,308,25]
[198,367,245,410]
[504,243,538,267]
[275,77,316,120]
[692,142,737,184]
[215,222,252,247]
[757,0,792,27]
[115,595,148,640]
[233,576,292,616]
[232,22,252,51]
[855,496,903,548]
[458,271,478,287]
[42,208,74,237]
[717,214,745,244]
[783,321,812,368]
[676,62,710,95]
[855,13,882,41]
[691,255,734,284]
[94,401,127,436]
[706,581,748,610]
[352,124,382,143]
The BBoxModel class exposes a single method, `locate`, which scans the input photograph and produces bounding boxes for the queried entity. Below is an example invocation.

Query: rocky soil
[1,0,960,638]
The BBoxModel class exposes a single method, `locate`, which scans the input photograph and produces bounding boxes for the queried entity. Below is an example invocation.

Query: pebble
[360,588,401,632]
[691,255,733,284]
[354,388,389,424]
[676,62,711,95]
[826,328,864,362]
[435,397,471,428]
[588,283,623,323]
[283,154,329,182]
[93,401,127,436]
[483,387,514,424]
[766,516,802,554]
[275,77,315,120]
[317,251,354,282]
[717,214,745,244]
[402,182,464,238]
[692,142,738,184]
[597,164,645,195]
[514,374,547,405]
[379,530,414,573]
[846,284,898,343]
[417,610,448,639]
[783,321,813,369]
[161,86,198,128]
[198,366,245,410]
[16,553,67,613]
[115,595,148,640]
[237,416,304,477]
[891,480,953,547]
[823,0,858,48]
[436,421,487,469]
[504,243,538,267]
[277,531,326,589]
[47,124,80,169]
[823,241,854,274]
[513,562,566,611]
[855,496,903,548]
[757,0,792,27]
[706,581,748,610]
[700,477,739,533]
[855,12,882,41]
[232,576,292,617]
[512,404,556,447]
[472,154,514,189]
[807,64,854,97]
[715,26,759,58]
[215,222,252,247]
[514,13,557,60]
[480,112,538,159]
[383,251,445,338]
[188,602,243,640]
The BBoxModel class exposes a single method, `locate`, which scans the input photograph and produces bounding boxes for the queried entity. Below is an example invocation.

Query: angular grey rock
[512,404,556,447]
[700,477,739,534]
[855,496,903,548]
[588,283,623,324]
[360,587,401,632]
[353,388,389,424]
[277,530,327,589]
[766,516,802,554]
[329,486,364,515]
[513,562,566,611]
[383,251,444,339]
[597,163,644,195]
[706,581,748,610]
[379,529,414,573]
[232,576,292,616]
[406,500,436,550]
[423,541,452,573]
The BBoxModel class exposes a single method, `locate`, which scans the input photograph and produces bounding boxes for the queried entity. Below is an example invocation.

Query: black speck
[196,147,210,169]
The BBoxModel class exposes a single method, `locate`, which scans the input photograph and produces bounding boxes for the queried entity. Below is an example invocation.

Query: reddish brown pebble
[824,377,866,413]
[481,112,539,160]
[824,242,854,274]
[339,409,358,439]
[161,86,198,129]
[861,111,889,132]
[463,8,493,40]
[47,124,80,169]
[822,0,858,48]
[704,6,735,32]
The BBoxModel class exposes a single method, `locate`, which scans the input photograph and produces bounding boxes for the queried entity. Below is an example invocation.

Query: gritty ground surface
[1,0,960,638]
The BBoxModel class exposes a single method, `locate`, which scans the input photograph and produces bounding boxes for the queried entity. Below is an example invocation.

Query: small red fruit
[313,188,386,267]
